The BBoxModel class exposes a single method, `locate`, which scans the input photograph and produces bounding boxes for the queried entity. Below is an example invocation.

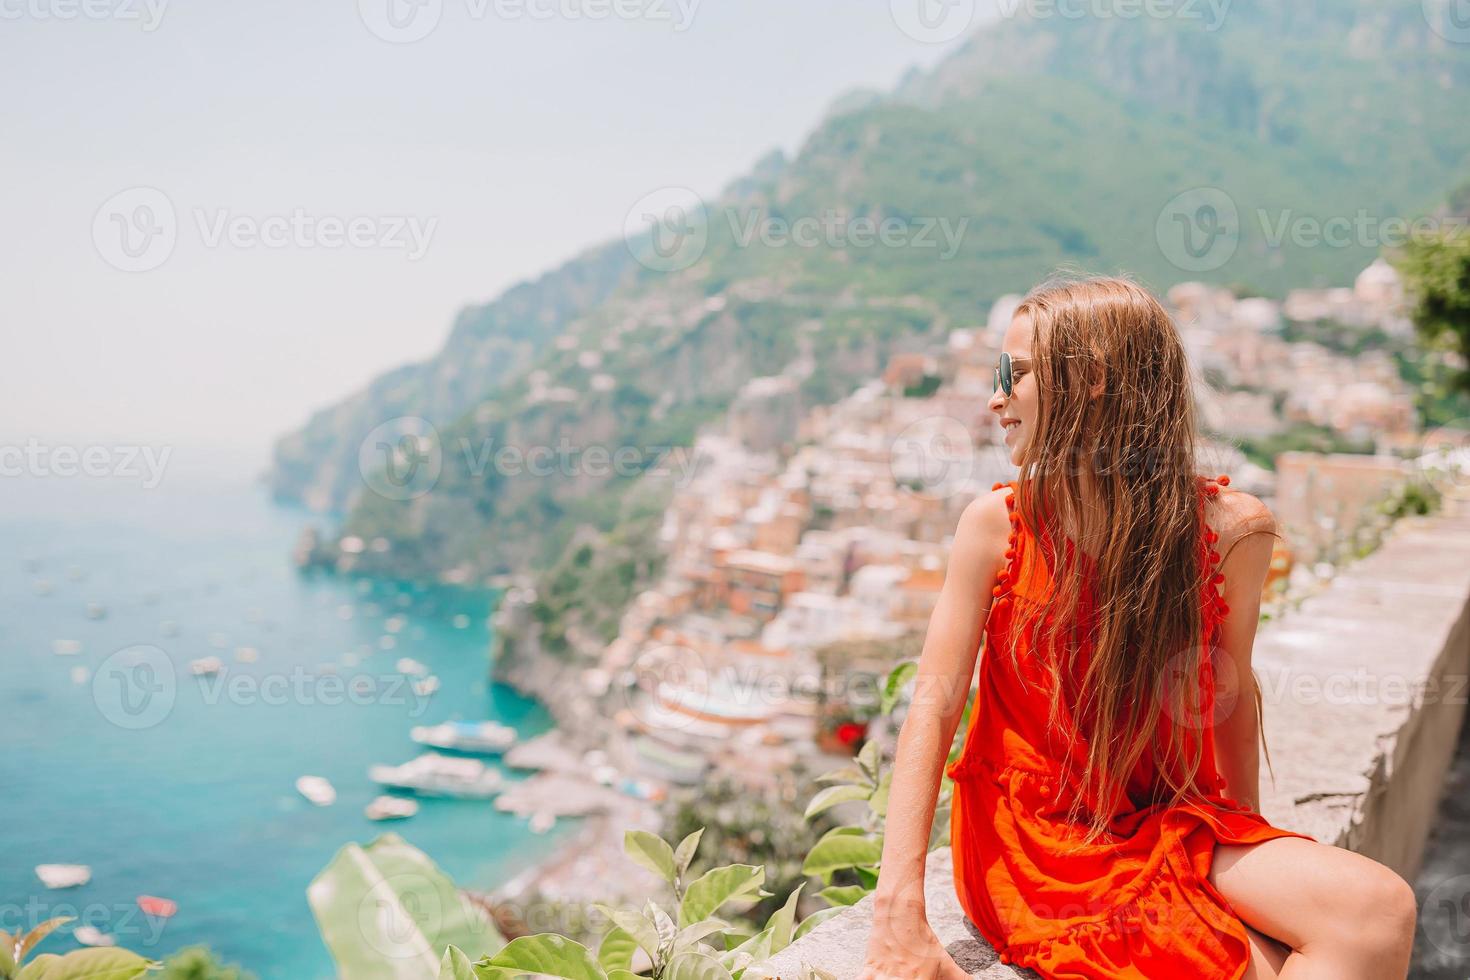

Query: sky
[1,0,987,470]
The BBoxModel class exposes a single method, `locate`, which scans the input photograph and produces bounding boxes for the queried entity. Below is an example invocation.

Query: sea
[0,460,577,979]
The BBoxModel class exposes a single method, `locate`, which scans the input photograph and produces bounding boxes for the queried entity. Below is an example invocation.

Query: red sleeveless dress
[946,474,1316,979]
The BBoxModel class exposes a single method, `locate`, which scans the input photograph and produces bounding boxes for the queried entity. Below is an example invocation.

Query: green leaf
[16,920,73,965]
[307,833,505,980]
[623,831,677,886]
[868,768,891,819]
[473,934,607,980]
[596,926,638,972]
[815,885,868,907]
[854,866,880,889]
[606,972,643,980]
[678,866,764,929]
[22,948,152,980]
[726,926,772,966]
[812,764,868,787]
[857,739,881,782]
[801,835,882,882]
[440,945,477,980]
[793,906,846,941]
[15,953,59,980]
[672,829,704,880]
[592,905,660,964]
[881,661,917,715]
[672,918,731,955]
[803,784,869,821]
[1,929,16,977]
[663,950,733,980]
[764,883,803,953]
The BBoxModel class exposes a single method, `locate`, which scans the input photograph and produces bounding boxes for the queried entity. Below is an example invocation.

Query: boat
[529,811,555,834]
[365,796,419,821]
[395,657,427,676]
[234,646,259,663]
[70,666,90,685]
[74,926,115,947]
[51,639,83,656]
[189,656,224,676]
[412,676,440,697]
[35,864,91,889]
[296,776,337,807]
[410,720,517,754]
[84,602,107,620]
[369,753,504,798]
[137,896,177,918]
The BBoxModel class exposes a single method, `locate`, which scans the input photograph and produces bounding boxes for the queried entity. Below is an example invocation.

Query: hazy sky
[2,0,982,468]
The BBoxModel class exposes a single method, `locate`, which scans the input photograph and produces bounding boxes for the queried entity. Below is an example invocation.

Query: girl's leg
[1209,837,1417,980]
[1240,923,1289,979]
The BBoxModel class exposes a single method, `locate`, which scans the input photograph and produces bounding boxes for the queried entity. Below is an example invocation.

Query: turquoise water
[0,470,576,978]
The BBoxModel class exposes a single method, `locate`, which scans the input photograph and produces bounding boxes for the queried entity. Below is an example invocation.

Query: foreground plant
[0,918,156,980]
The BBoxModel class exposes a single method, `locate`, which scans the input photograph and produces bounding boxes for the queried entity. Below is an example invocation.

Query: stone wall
[753,496,1470,978]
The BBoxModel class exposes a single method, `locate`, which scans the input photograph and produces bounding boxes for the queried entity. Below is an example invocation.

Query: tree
[1393,185,1470,396]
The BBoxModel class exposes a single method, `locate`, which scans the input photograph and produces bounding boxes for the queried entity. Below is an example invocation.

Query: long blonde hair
[1006,273,1268,844]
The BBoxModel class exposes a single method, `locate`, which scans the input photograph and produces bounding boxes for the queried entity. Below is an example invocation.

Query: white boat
[36,864,91,889]
[410,720,518,754]
[73,926,115,947]
[296,775,337,807]
[529,811,556,834]
[189,656,224,677]
[412,676,440,697]
[369,753,503,799]
[395,657,427,676]
[234,646,259,663]
[52,639,83,656]
[85,602,107,620]
[70,666,91,685]
[365,795,420,821]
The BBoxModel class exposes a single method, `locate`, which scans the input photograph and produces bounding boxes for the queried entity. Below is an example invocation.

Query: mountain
[274,0,1470,604]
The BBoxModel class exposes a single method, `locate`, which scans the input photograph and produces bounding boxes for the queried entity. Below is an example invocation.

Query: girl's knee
[1340,864,1416,955]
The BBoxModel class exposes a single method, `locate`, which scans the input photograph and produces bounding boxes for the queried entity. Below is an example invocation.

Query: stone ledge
[753,498,1470,978]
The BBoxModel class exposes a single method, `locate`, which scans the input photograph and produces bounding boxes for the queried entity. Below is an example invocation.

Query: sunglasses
[992,352,1033,397]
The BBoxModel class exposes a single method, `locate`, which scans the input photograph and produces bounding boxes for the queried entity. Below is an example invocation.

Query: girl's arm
[1210,493,1280,814]
[863,488,1009,958]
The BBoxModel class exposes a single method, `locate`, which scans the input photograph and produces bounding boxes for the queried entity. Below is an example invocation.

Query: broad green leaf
[596,925,639,972]
[648,902,677,947]
[857,739,881,782]
[15,953,60,980]
[672,829,704,880]
[17,919,73,965]
[881,661,918,715]
[716,949,751,977]
[1,929,16,976]
[592,905,659,963]
[793,906,845,941]
[815,885,867,906]
[801,835,883,881]
[440,945,476,980]
[803,784,869,820]
[473,935,606,980]
[606,972,642,980]
[623,831,676,885]
[678,866,764,929]
[764,882,803,952]
[868,769,891,819]
[23,947,152,980]
[307,833,505,980]
[854,866,879,889]
[663,950,732,980]
[725,926,772,965]
[813,764,868,787]
[815,825,865,840]
[673,918,730,955]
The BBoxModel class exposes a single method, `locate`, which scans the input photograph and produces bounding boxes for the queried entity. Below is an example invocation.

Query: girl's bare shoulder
[1204,484,1278,555]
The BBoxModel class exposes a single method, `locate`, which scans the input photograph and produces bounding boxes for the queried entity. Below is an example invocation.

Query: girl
[858,276,1417,979]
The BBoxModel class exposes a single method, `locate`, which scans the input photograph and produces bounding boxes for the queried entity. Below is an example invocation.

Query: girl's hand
[858,914,970,980]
